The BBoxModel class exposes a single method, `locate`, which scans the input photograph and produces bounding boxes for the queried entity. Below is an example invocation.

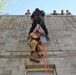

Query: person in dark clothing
[52,10,58,15]
[61,10,64,15]
[28,8,50,40]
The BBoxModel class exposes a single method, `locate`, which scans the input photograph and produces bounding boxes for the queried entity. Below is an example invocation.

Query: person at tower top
[28,8,50,40]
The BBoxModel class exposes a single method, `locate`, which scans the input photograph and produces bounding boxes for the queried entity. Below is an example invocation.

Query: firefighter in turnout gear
[28,29,46,63]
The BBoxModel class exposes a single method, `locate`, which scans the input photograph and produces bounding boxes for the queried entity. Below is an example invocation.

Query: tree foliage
[0,0,7,12]
[0,0,17,13]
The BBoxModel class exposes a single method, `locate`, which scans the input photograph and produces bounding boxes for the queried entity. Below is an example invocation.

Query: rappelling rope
[38,24,50,75]
[43,49,50,75]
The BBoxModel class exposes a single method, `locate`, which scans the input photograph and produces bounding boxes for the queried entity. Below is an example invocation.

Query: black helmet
[35,8,39,11]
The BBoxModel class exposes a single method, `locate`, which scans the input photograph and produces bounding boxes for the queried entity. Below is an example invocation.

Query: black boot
[30,55,40,63]
[31,51,34,56]
[30,51,40,63]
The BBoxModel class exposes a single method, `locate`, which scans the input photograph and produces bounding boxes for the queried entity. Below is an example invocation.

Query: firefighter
[28,29,46,63]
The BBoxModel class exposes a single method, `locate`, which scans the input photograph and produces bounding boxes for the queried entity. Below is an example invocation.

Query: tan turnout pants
[29,40,46,56]
[29,40,38,51]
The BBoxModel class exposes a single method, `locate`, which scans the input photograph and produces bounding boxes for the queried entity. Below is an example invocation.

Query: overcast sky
[3,0,76,15]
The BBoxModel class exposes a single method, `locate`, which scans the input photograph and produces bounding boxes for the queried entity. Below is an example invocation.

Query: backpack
[31,10,43,20]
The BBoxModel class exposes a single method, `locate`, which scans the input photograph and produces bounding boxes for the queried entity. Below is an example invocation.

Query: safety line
[35,25,50,75]
[38,26,50,75]
[43,51,50,75]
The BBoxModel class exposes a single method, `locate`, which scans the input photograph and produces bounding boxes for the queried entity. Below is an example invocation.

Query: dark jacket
[31,10,45,20]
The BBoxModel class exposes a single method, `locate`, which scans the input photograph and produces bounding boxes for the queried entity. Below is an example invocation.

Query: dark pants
[28,18,48,35]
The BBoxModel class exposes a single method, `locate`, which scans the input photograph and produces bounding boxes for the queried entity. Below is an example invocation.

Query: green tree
[0,0,7,12]
[0,0,17,13]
